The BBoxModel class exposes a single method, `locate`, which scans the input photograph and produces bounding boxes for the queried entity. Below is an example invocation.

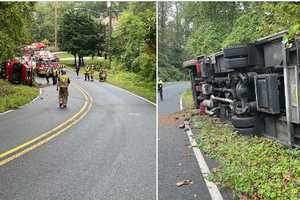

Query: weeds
[0,80,39,112]
[191,115,300,199]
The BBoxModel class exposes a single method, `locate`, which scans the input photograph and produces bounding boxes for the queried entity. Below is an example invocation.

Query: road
[158,82,213,200]
[0,70,155,200]
[158,82,234,200]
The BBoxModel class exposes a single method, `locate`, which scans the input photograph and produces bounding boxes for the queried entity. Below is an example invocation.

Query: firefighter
[57,69,70,109]
[99,68,104,81]
[90,65,95,81]
[99,68,107,82]
[46,66,53,85]
[84,65,90,81]
[158,79,164,101]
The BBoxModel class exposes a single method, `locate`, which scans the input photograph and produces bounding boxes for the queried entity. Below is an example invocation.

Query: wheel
[223,46,248,58]
[231,115,256,128]
[224,57,249,69]
[234,127,255,135]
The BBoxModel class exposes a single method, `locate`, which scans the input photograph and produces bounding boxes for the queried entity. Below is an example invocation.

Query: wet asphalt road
[158,82,212,200]
[0,70,155,200]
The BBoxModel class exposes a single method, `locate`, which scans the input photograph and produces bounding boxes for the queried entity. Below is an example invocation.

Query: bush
[158,66,186,82]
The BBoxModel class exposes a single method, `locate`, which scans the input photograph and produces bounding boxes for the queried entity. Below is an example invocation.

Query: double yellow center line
[0,83,93,167]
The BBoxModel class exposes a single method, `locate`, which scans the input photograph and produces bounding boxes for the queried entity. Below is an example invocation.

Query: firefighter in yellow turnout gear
[90,65,95,81]
[84,65,90,81]
[57,69,70,109]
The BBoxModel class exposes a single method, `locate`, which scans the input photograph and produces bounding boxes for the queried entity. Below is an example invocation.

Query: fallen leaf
[176,179,193,187]
[283,173,291,184]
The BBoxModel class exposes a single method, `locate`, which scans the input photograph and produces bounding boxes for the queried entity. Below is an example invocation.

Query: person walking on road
[53,67,58,85]
[75,63,80,77]
[84,65,90,81]
[158,79,164,101]
[57,69,70,109]
[46,66,53,85]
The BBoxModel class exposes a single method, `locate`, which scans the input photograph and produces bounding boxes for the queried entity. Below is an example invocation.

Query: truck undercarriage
[183,30,300,147]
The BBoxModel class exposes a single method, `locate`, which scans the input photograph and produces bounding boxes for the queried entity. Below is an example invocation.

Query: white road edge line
[180,94,183,111]
[0,88,42,116]
[107,83,156,106]
[65,67,156,106]
[180,93,224,200]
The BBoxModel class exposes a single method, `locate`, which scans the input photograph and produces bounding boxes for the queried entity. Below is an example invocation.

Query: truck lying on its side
[183,30,300,147]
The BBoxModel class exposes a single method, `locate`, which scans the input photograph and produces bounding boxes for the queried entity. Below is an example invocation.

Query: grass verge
[0,80,39,113]
[107,71,155,103]
[182,88,194,110]
[190,115,300,199]
[57,52,103,63]
[63,64,155,104]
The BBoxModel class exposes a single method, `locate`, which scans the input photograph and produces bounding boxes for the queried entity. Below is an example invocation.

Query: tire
[231,115,256,128]
[224,57,249,69]
[234,127,255,135]
[224,46,248,58]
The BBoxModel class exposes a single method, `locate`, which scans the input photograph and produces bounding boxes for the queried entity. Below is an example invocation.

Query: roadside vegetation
[158,2,300,81]
[107,70,155,103]
[182,89,193,110]
[0,80,39,113]
[190,115,300,199]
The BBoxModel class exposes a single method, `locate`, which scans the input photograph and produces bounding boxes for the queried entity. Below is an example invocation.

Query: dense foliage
[185,2,300,56]
[58,8,105,66]
[158,2,300,81]
[31,2,109,46]
[191,115,300,199]
[158,2,187,81]
[0,2,35,63]
[112,2,156,81]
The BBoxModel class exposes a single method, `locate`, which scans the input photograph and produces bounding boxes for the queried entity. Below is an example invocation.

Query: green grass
[107,71,155,103]
[182,88,193,110]
[190,115,300,200]
[57,51,103,63]
[64,64,155,103]
[55,51,73,59]
[0,80,39,112]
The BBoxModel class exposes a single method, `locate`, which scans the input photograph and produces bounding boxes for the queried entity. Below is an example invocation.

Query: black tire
[224,57,249,69]
[231,115,256,128]
[223,46,248,58]
[234,127,255,135]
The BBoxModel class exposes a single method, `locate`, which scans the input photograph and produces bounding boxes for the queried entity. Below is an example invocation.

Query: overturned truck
[183,30,300,147]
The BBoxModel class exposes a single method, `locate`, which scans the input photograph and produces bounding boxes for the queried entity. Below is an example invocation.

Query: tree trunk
[82,57,85,66]
[74,54,77,66]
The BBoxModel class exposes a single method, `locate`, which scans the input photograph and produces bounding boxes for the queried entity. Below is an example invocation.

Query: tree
[0,2,35,62]
[112,2,155,81]
[58,8,105,66]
